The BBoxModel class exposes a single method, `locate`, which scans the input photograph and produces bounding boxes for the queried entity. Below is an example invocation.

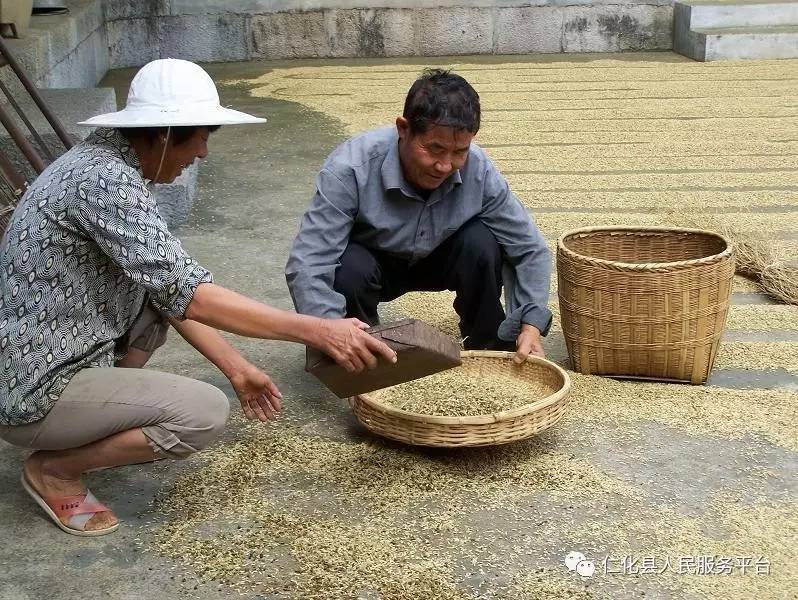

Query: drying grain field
[140,55,798,600]
[148,54,798,600]
[2,54,795,600]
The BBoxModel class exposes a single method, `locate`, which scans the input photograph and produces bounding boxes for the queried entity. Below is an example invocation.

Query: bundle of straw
[667,209,798,306]
[713,225,798,305]
[760,261,798,305]
[722,226,775,279]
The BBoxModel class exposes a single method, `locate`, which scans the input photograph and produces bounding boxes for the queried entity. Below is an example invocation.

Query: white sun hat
[78,58,265,128]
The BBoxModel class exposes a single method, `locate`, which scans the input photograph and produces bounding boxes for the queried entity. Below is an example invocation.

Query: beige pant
[0,305,230,458]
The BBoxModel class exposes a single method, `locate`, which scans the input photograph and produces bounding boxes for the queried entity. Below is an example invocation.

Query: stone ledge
[672,0,798,61]
[0,0,677,84]
[103,0,674,66]
[108,13,250,68]
[248,4,673,59]
[168,0,674,15]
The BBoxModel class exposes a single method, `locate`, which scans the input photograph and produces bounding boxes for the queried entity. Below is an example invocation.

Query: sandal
[21,473,119,536]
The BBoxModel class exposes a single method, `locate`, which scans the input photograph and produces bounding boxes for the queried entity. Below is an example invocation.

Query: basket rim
[556,226,733,272]
[353,351,572,425]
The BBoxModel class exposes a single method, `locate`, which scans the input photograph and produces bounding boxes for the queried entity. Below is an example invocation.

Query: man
[286,69,552,364]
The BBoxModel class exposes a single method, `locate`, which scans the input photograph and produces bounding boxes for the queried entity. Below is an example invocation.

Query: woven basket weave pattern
[350,351,571,448]
[557,227,734,384]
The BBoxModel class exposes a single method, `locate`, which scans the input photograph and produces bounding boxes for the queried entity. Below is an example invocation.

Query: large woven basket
[349,351,571,448]
[557,226,734,384]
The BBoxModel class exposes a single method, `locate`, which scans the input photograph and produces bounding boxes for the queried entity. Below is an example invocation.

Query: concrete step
[682,0,798,29]
[1,0,107,91]
[698,24,798,59]
[674,0,798,60]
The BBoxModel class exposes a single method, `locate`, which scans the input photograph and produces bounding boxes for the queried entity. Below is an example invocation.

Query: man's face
[396,117,475,191]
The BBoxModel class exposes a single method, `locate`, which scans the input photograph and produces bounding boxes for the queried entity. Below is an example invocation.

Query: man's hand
[514,324,544,364]
[229,363,283,422]
[315,318,398,373]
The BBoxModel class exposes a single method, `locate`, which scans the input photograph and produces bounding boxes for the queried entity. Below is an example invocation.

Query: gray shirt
[285,126,552,341]
[0,128,212,426]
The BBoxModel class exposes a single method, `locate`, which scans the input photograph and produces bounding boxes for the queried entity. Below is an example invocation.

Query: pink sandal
[21,473,119,536]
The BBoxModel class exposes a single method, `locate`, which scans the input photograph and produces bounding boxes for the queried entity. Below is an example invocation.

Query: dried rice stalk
[666,212,798,306]
[760,261,798,305]
[717,225,798,305]
[723,227,776,279]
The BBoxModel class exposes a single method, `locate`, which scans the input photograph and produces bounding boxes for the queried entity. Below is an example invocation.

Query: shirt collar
[91,127,143,175]
[447,168,463,189]
[381,133,463,200]
[380,136,406,192]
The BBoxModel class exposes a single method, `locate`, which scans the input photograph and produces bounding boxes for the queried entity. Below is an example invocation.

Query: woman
[0,59,395,536]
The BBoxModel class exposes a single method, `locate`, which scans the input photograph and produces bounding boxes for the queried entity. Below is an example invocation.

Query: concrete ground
[1,55,796,600]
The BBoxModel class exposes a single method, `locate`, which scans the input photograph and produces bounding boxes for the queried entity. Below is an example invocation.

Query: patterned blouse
[0,128,212,426]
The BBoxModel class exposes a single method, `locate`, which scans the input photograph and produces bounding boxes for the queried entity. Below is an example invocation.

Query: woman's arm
[185,283,397,373]
[168,315,282,421]
[167,314,253,381]
[71,167,394,373]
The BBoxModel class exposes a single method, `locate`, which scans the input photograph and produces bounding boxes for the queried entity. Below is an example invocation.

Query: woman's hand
[229,363,283,422]
[314,318,397,373]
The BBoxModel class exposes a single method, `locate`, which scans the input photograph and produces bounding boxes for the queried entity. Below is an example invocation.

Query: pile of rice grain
[375,364,553,416]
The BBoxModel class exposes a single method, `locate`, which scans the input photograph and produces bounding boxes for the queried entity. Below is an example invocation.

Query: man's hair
[402,69,480,136]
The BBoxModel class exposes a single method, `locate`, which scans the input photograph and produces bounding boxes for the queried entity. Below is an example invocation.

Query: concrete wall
[1,0,675,90]
[2,0,109,89]
[106,0,673,65]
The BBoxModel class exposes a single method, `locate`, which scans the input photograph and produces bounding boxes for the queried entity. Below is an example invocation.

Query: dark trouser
[334,219,512,350]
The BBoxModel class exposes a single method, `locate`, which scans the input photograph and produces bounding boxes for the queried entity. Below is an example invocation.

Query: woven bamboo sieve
[349,351,571,448]
[557,226,735,384]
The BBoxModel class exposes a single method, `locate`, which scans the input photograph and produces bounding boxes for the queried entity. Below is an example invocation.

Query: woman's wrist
[215,348,253,381]
[293,315,328,349]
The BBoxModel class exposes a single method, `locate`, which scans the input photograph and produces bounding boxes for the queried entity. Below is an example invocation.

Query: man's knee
[451,219,501,267]
[334,243,381,299]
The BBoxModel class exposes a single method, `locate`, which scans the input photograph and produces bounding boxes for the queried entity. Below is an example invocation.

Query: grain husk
[376,366,553,416]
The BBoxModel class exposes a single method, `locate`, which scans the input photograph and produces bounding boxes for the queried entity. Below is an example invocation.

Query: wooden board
[306,319,462,398]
